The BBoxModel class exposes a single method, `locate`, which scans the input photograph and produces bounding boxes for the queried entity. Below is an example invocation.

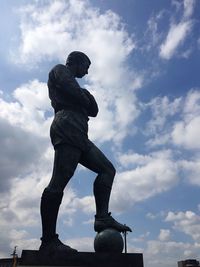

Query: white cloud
[158,229,171,241]
[15,1,75,64]
[183,0,196,19]
[131,232,150,243]
[144,90,200,150]
[144,10,165,52]
[184,89,200,118]
[0,171,49,251]
[0,118,48,193]
[165,211,200,242]
[160,20,193,60]
[146,212,157,220]
[88,84,140,144]
[82,218,94,225]
[111,150,179,212]
[172,117,200,149]
[144,240,200,267]
[179,158,200,185]
[0,228,39,258]
[117,152,151,168]
[146,96,182,135]
[142,214,200,267]
[14,79,50,111]
[172,0,183,12]
[0,80,52,137]
[159,0,195,60]
[14,0,135,74]
[66,237,94,252]
[71,195,95,214]
[172,90,200,150]
[180,47,193,58]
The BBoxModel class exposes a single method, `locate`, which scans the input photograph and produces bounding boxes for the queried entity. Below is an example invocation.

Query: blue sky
[0,1,200,267]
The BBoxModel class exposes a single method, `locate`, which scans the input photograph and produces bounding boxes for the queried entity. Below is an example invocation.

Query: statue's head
[66,51,91,78]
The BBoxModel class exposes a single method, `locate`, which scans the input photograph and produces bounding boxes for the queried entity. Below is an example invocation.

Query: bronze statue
[39,51,132,255]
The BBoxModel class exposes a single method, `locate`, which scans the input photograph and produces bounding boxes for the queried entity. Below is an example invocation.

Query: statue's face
[76,60,90,78]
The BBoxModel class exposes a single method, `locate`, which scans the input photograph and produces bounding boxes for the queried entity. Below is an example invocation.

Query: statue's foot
[39,234,78,255]
[94,212,132,233]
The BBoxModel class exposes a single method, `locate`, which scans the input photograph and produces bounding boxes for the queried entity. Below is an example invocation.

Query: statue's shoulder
[50,64,72,78]
[51,64,66,72]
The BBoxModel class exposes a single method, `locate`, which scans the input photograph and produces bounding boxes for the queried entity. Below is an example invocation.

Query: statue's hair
[66,51,91,66]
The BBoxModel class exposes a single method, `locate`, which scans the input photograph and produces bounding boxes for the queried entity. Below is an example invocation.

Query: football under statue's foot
[39,234,78,255]
[94,212,132,233]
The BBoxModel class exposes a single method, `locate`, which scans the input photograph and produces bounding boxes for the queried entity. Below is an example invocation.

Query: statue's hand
[82,88,92,97]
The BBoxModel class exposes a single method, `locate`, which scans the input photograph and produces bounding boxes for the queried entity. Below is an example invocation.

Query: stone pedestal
[19,250,143,267]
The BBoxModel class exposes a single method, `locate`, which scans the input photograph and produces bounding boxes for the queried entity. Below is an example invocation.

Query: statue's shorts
[48,110,115,191]
[50,110,93,152]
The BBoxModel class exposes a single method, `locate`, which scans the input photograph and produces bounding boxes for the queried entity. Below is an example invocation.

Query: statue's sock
[93,183,112,217]
[40,189,63,242]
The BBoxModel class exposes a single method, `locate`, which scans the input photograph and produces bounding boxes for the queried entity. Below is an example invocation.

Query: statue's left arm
[82,89,99,117]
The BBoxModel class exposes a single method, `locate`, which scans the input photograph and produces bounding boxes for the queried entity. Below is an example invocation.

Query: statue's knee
[60,164,76,179]
[104,162,116,180]
[94,171,115,189]
[42,188,63,204]
[94,162,116,188]
[109,164,116,178]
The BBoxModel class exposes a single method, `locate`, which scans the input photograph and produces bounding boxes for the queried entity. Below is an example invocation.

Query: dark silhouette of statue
[39,51,132,255]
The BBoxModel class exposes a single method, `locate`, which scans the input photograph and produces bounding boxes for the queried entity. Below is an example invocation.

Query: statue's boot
[39,234,77,255]
[94,212,132,233]
[93,183,132,233]
[39,189,77,254]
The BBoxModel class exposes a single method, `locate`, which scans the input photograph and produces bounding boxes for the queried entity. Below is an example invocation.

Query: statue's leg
[80,144,115,217]
[80,143,132,233]
[40,144,81,253]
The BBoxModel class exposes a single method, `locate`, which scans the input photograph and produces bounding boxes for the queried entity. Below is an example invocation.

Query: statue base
[19,250,143,267]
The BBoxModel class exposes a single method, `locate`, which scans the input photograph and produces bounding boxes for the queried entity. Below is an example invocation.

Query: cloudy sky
[0,0,200,266]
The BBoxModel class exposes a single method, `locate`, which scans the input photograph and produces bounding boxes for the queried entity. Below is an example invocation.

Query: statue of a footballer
[39,51,132,254]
